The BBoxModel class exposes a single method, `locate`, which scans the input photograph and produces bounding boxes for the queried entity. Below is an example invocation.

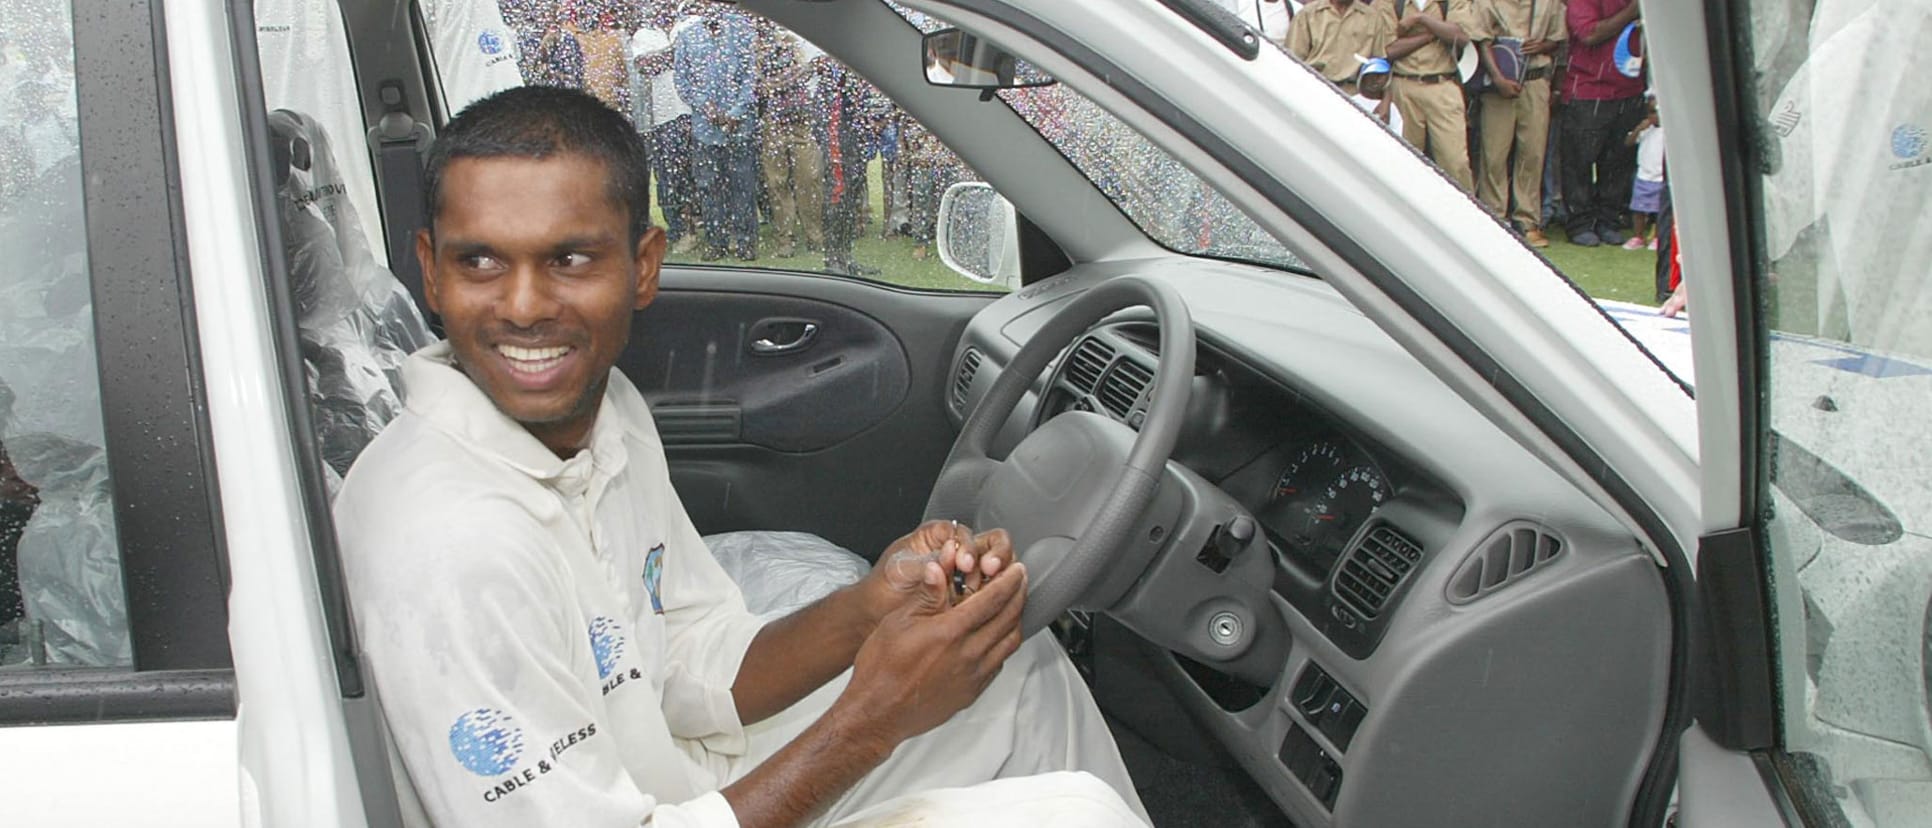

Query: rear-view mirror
[922,28,1054,89]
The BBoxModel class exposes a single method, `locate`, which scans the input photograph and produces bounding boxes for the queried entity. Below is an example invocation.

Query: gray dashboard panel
[953,260,1672,826]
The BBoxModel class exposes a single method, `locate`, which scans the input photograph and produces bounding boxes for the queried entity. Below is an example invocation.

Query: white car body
[1,0,1922,826]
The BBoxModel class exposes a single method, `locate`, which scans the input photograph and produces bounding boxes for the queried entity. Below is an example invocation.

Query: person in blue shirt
[674,9,759,261]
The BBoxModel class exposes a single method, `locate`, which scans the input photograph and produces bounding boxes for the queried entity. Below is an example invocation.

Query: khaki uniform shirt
[1381,0,1478,76]
[1287,0,1395,84]
[1469,0,1568,68]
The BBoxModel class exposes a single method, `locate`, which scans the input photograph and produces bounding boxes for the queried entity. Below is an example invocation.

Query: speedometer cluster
[1258,437,1391,574]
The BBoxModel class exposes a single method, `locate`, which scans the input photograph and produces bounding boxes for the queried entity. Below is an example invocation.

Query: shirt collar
[401,341,631,493]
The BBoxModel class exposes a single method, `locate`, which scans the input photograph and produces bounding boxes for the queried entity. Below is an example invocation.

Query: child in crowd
[1624,93,1665,250]
[1350,57,1403,135]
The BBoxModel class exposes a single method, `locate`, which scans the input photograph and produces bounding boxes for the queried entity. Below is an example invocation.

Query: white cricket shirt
[336,341,767,827]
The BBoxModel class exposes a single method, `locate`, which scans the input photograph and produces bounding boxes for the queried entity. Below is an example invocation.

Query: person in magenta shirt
[1557,0,1645,247]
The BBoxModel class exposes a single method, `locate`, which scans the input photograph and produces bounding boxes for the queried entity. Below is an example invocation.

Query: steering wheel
[924,276,1195,635]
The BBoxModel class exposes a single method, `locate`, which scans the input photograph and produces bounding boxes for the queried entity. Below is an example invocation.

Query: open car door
[1655,0,1932,825]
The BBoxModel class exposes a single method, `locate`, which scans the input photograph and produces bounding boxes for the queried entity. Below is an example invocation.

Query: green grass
[1538,225,1665,305]
[650,159,1665,305]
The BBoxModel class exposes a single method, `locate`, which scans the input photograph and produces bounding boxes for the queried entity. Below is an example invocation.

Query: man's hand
[731,521,1013,727]
[840,559,1029,744]
[1498,78,1524,98]
[1398,12,1426,35]
[864,520,1014,619]
[1523,38,1556,57]
[720,562,1028,828]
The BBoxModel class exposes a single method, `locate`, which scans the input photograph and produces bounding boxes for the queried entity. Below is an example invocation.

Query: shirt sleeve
[1287,9,1313,61]
[1371,9,1396,57]
[1445,0,1480,36]
[339,492,742,828]
[627,400,769,754]
[1546,0,1570,42]
[673,31,701,109]
[1465,0,1496,41]
[1566,0,1603,41]
[725,17,758,121]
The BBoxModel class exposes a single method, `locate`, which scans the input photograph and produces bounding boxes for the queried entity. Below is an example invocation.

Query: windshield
[999,85,1306,271]
[893,3,1307,271]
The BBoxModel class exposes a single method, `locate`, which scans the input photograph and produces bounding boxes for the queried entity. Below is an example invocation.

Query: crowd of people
[1280,0,1665,280]
[487,0,1666,294]
[498,0,974,276]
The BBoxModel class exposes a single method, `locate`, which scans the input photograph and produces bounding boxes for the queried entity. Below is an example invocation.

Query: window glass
[254,0,438,491]
[1258,0,1680,358]
[422,1,1002,291]
[0,0,131,669]
[999,84,1304,271]
[255,0,391,268]
[877,3,1307,272]
[1748,0,1932,825]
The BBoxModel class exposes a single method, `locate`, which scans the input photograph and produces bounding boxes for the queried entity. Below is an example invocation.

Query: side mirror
[936,182,1021,289]
[921,28,1054,89]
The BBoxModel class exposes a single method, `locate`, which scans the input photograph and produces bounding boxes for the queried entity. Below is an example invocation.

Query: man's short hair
[423,86,652,244]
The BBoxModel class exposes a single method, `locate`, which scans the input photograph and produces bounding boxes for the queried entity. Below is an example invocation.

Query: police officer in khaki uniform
[1382,0,1477,191]
[1287,0,1395,92]
[1472,0,1566,247]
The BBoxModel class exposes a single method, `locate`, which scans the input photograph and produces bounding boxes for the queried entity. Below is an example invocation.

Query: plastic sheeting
[6,432,127,665]
[703,530,870,619]
[271,109,434,487]
[1,133,129,666]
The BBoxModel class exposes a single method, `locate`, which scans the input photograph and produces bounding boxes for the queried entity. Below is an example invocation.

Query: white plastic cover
[7,431,126,664]
[702,530,870,618]
[1,144,129,665]
[270,109,434,488]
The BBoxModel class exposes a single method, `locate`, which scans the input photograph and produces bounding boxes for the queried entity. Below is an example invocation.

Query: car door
[0,0,242,822]
[1653,0,1932,826]
[400,5,1034,560]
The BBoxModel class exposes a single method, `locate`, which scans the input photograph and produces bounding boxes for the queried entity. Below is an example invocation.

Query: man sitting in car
[331,86,1148,827]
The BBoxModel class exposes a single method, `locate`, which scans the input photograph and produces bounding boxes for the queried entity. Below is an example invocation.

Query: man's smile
[495,343,578,386]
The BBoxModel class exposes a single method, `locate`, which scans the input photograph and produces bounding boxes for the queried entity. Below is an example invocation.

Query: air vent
[1446,523,1563,603]
[1098,359,1153,418]
[1332,523,1423,621]
[1065,338,1112,393]
[951,348,982,411]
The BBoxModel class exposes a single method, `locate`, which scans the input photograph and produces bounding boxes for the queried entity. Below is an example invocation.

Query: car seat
[269,109,435,494]
[267,110,869,614]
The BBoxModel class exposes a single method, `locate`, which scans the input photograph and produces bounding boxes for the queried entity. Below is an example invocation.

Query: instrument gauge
[1261,446,1390,574]
[1273,440,1346,501]
[1306,464,1389,537]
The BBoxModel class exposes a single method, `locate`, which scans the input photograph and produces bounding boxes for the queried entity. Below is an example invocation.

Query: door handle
[749,318,820,355]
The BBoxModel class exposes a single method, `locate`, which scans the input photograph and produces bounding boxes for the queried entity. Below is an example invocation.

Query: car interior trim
[1155,0,1263,61]
[1015,211,1072,285]
[333,0,441,279]
[1667,0,1784,762]
[229,0,369,701]
[0,669,237,724]
[70,0,233,673]
[1692,527,1777,751]
[924,3,1696,825]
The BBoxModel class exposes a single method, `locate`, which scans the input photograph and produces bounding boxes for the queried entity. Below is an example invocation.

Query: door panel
[626,268,997,559]
[626,291,910,452]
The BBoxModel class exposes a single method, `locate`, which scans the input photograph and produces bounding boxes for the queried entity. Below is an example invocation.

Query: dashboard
[1029,320,1460,659]
[942,261,1672,827]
